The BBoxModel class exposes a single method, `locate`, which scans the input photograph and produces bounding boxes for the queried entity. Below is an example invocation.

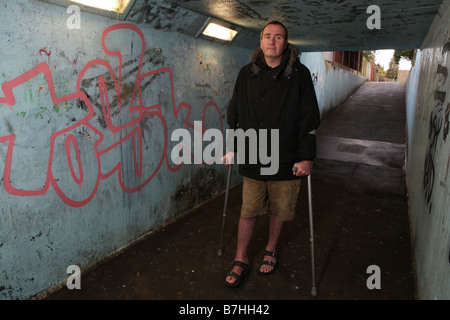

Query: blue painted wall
[0,0,365,299]
[0,0,251,299]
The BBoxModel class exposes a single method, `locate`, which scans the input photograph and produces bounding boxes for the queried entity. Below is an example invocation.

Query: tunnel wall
[0,0,366,299]
[300,52,367,119]
[405,0,450,300]
[0,0,252,299]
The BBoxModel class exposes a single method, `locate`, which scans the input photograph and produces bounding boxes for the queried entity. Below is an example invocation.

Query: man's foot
[225,261,250,288]
[258,251,277,275]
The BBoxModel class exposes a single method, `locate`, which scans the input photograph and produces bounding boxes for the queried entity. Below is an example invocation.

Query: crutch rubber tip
[311,286,318,296]
[218,249,223,256]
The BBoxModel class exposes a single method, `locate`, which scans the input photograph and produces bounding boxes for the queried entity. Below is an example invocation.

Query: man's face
[260,24,288,60]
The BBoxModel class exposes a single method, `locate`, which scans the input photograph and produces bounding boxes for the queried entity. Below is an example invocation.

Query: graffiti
[128,0,189,30]
[129,0,174,25]
[311,72,318,85]
[39,47,52,57]
[423,110,442,209]
[445,102,450,141]
[423,38,450,213]
[0,23,222,207]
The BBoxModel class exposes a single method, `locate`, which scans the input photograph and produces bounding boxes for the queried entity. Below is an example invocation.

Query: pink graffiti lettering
[39,47,52,57]
[0,23,223,207]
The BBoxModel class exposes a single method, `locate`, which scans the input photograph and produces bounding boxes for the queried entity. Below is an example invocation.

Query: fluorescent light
[70,0,131,13]
[202,22,237,41]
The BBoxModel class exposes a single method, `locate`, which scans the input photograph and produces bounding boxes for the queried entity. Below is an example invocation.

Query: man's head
[260,21,289,63]
[260,21,288,41]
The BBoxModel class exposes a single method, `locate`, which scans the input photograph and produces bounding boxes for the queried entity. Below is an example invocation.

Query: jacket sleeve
[226,68,245,154]
[297,65,320,161]
[226,68,244,130]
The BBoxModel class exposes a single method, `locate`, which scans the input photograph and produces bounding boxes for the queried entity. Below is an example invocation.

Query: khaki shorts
[241,176,301,221]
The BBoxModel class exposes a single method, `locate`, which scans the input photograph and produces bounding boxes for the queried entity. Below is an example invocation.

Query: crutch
[218,164,233,256]
[307,174,318,296]
[293,167,318,296]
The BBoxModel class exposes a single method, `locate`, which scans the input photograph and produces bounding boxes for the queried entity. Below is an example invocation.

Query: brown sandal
[225,261,250,288]
[258,250,277,275]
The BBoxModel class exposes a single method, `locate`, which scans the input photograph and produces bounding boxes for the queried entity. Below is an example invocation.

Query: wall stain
[174,167,225,211]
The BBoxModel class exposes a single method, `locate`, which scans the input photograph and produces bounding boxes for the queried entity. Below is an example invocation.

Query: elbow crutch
[218,164,233,256]
[293,167,318,296]
[307,174,318,296]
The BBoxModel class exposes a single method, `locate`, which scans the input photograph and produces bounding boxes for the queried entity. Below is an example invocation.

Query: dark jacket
[227,44,320,180]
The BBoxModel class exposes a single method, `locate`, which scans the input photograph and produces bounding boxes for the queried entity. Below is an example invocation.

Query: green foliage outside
[362,49,415,80]
[393,49,415,64]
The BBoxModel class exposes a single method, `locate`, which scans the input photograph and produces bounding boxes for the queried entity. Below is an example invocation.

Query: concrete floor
[44,82,416,301]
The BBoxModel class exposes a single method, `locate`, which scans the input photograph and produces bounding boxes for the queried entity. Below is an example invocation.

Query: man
[222,21,320,287]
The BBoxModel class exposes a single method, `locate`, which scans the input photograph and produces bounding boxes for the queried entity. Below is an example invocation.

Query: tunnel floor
[43,82,415,302]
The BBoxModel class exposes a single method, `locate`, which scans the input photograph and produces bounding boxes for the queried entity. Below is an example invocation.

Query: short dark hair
[260,20,288,41]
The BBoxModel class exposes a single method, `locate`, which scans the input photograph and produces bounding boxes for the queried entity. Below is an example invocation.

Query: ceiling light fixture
[197,18,238,43]
[202,22,238,41]
[70,0,131,13]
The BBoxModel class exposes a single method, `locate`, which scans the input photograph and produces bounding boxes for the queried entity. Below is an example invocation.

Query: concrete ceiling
[124,0,445,52]
[39,0,445,52]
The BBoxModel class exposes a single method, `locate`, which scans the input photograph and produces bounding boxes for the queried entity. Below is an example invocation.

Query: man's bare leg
[225,216,256,285]
[259,214,284,273]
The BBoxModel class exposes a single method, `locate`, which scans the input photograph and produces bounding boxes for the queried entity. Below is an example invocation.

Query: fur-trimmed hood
[250,43,300,77]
